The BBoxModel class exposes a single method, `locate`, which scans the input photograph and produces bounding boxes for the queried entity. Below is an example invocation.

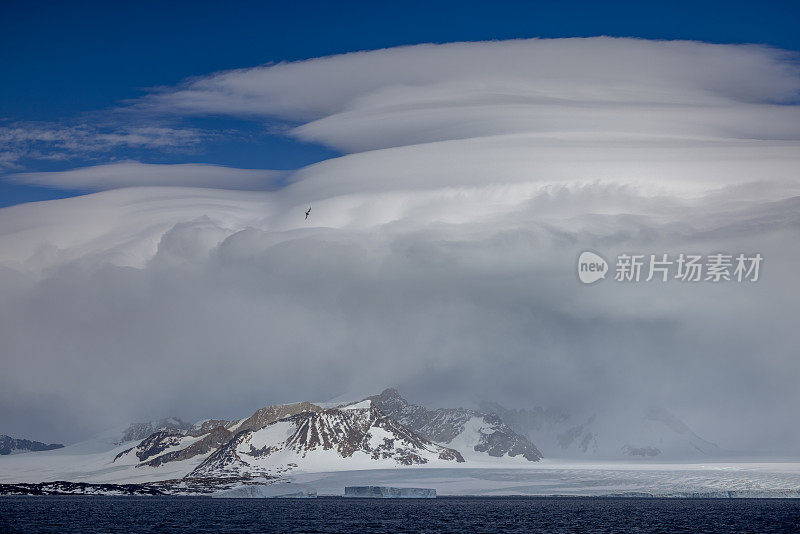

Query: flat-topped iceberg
[344,486,436,498]
[213,483,317,498]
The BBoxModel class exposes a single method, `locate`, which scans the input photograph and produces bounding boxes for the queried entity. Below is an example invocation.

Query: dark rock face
[471,413,541,460]
[187,430,254,479]
[0,481,165,496]
[113,446,135,462]
[0,479,242,495]
[134,431,184,462]
[369,389,543,461]
[145,425,233,467]
[0,435,63,455]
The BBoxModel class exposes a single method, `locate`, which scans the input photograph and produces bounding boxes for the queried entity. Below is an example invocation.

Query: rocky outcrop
[188,429,255,479]
[133,430,184,462]
[144,425,233,467]
[0,479,243,496]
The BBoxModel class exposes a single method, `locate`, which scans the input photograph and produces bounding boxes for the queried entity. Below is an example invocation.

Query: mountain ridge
[368,389,542,462]
[0,435,64,455]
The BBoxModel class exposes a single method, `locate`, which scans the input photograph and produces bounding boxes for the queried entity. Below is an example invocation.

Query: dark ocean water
[2,496,800,533]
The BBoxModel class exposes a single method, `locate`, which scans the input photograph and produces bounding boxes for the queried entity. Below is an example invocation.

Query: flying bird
[305,206,311,220]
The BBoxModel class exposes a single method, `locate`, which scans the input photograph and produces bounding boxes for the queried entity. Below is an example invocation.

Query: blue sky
[1,0,799,207]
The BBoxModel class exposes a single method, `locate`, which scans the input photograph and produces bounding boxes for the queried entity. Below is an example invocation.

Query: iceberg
[212,483,317,498]
[344,486,436,498]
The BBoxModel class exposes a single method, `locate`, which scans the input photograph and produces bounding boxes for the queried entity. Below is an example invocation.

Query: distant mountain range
[0,390,545,493]
[0,435,63,455]
[106,390,545,483]
[0,390,729,495]
[479,401,726,459]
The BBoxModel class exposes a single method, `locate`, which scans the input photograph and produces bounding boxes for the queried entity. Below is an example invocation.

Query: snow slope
[0,432,209,484]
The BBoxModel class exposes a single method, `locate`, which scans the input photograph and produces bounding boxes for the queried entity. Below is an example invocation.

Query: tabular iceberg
[344,486,436,498]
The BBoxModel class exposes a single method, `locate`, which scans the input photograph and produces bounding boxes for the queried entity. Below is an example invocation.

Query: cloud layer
[0,38,799,453]
[0,123,205,171]
[9,162,283,191]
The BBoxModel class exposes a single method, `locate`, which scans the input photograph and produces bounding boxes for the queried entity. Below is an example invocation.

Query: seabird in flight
[305,206,311,220]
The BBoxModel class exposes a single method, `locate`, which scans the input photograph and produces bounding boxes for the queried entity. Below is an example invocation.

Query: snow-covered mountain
[368,389,542,462]
[106,393,540,483]
[0,435,64,455]
[0,391,734,496]
[189,400,463,480]
[0,392,781,497]
[480,402,726,459]
[0,397,468,492]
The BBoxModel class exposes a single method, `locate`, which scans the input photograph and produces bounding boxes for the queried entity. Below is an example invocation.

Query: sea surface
[2,496,800,533]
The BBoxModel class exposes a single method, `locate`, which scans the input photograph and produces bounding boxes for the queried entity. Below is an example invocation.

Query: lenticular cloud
[1,38,799,451]
[141,37,800,213]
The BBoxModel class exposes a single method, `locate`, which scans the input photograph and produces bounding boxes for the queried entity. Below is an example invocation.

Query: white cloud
[8,161,283,191]
[0,123,206,170]
[139,37,800,151]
